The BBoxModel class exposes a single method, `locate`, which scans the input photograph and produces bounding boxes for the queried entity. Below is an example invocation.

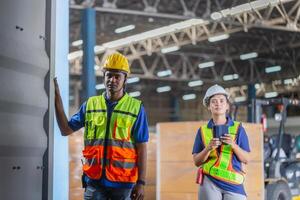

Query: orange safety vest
[82,93,141,183]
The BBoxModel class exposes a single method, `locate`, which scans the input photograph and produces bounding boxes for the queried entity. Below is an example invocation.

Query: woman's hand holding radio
[207,138,222,151]
[220,134,237,148]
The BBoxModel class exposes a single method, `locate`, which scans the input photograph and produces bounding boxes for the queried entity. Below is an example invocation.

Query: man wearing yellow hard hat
[54,52,149,200]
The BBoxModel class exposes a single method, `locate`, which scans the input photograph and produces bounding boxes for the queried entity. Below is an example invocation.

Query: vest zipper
[93,123,97,140]
[101,114,110,178]
[101,103,117,179]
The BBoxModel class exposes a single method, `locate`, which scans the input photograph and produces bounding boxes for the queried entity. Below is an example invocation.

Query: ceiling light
[188,80,203,87]
[161,46,180,53]
[182,94,196,101]
[68,50,83,60]
[264,92,278,98]
[72,39,83,47]
[95,84,105,90]
[157,69,172,77]
[265,65,281,73]
[94,65,100,70]
[129,91,141,97]
[114,25,135,34]
[255,83,260,89]
[223,74,239,81]
[198,61,215,69]
[208,34,229,42]
[284,79,293,85]
[210,12,223,20]
[127,77,140,84]
[156,86,171,93]
[240,52,258,60]
[234,96,246,102]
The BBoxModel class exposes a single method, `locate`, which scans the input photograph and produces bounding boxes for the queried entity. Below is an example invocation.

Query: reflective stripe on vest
[82,93,141,183]
[201,121,245,185]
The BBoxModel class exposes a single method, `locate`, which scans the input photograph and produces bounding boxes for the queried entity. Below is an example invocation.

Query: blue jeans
[84,185,132,200]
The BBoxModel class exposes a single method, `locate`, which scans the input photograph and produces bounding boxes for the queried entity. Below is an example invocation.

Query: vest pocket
[90,116,106,139]
[82,147,102,179]
[113,119,131,141]
[93,116,105,126]
[109,157,137,177]
[85,120,95,140]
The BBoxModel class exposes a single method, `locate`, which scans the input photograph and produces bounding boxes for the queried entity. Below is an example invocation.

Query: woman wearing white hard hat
[192,84,251,200]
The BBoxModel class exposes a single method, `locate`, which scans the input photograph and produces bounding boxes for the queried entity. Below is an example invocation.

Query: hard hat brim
[103,68,129,74]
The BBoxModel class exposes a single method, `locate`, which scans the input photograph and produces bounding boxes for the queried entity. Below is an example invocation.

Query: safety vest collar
[102,92,129,106]
[116,92,129,105]
[206,116,234,129]
[102,92,139,118]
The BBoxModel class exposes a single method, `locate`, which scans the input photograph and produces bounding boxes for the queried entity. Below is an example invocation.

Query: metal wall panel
[0,0,49,199]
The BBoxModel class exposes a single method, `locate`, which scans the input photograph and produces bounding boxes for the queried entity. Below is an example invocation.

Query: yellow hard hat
[103,52,130,74]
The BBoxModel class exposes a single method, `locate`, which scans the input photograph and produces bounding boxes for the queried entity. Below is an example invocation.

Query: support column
[170,96,180,121]
[81,7,96,100]
[51,0,69,199]
[247,84,256,122]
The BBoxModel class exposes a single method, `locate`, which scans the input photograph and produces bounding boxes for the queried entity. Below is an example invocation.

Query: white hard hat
[203,84,229,107]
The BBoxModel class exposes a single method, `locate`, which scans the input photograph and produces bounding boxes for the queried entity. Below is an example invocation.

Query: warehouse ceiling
[69,0,300,101]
